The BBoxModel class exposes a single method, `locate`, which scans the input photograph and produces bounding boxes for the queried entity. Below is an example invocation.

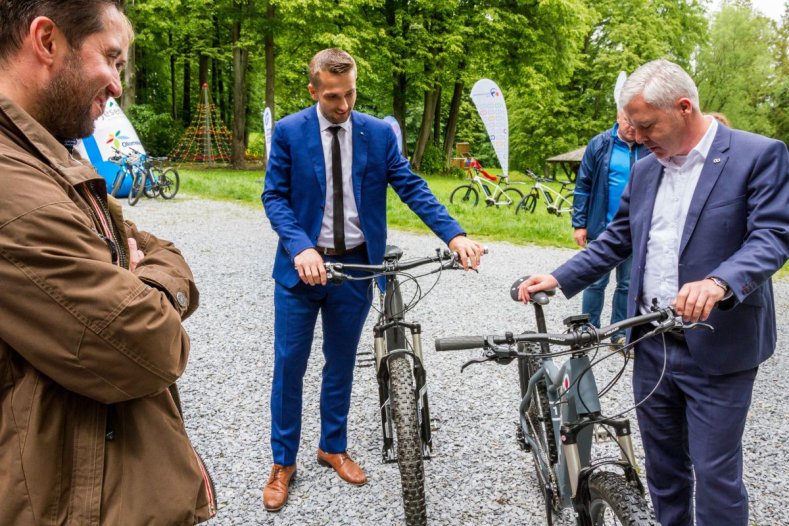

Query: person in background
[261,48,485,512]
[0,1,215,523]
[518,59,788,526]
[572,110,650,348]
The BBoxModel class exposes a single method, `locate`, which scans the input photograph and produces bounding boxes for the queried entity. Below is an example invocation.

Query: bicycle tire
[588,471,659,526]
[110,168,127,197]
[143,170,159,198]
[159,167,180,199]
[128,172,144,206]
[501,187,524,207]
[515,192,538,214]
[389,353,427,526]
[449,184,479,206]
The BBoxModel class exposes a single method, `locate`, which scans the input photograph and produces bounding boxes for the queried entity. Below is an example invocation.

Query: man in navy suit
[518,59,788,525]
[261,48,485,512]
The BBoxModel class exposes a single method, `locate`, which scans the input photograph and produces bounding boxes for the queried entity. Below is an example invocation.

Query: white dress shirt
[316,107,365,249]
[640,117,718,314]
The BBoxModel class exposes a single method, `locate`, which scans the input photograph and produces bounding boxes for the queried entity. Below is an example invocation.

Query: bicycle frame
[532,180,573,215]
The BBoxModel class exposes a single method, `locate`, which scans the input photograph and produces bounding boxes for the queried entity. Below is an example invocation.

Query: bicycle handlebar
[324,249,461,283]
[434,307,694,352]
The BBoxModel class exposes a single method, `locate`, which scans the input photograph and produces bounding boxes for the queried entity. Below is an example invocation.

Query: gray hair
[619,59,699,111]
[309,48,357,87]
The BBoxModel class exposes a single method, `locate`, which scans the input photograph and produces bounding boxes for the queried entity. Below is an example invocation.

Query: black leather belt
[317,243,366,257]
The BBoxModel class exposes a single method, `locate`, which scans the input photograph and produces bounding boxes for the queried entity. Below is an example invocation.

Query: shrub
[419,142,447,175]
[126,105,183,157]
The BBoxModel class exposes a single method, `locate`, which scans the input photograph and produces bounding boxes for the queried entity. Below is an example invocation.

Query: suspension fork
[373,274,433,463]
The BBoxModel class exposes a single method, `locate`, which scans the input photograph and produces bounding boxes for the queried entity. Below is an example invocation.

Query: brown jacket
[0,94,216,524]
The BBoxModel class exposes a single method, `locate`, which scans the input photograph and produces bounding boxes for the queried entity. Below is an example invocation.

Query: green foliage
[694,1,777,135]
[419,143,447,175]
[125,104,184,156]
[247,132,265,158]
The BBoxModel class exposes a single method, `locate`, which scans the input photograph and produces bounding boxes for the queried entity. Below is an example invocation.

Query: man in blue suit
[261,48,485,512]
[518,59,788,525]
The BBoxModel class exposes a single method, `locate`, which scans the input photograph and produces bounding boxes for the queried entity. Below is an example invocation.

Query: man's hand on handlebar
[294,248,327,286]
[672,279,725,323]
[448,235,485,271]
[517,274,559,303]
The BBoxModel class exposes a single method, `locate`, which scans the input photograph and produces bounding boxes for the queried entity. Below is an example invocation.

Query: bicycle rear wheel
[389,353,427,526]
[588,471,659,525]
[159,167,180,199]
[449,184,479,206]
[128,172,144,206]
[501,187,524,206]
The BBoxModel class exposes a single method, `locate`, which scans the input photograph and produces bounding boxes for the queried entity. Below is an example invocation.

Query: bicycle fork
[373,322,433,463]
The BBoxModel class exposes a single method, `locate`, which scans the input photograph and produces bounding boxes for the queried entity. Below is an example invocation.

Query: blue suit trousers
[633,328,757,526]
[581,255,631,337]
[270,251,372,466]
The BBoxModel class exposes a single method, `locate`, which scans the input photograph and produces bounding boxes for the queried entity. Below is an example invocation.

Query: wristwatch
[706,276,729,293]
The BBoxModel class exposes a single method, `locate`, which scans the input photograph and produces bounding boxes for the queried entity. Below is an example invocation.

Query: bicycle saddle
[384,245,404,261]
[509,276,556,305]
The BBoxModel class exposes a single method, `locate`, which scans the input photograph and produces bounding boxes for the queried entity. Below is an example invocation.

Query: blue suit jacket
[553,125,789,375]
[262,106,465,288]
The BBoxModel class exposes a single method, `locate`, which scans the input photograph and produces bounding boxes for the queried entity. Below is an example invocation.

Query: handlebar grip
[434,336,486,352]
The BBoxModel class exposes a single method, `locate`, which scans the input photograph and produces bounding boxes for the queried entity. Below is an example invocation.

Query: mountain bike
[449,156,523,207]
[434,279,710,526]
[107,147,138,197]
[516,169,574,216]
[127,148,180,205]
[324,246,469,526]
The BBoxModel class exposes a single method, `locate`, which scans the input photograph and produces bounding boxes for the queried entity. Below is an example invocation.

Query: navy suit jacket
[553,125,789,375]
[262,106,465,289]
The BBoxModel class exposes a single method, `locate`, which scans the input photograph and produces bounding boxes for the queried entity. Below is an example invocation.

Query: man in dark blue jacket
[572,112,649,344]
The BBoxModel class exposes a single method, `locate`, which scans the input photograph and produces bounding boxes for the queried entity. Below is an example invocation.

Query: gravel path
[124,196,789,526]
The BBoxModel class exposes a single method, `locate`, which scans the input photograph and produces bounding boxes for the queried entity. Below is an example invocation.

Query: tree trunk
[265,0,276,118]
[199,54,209,88]
[231,0,253,168]
[386,0,408,156]
[432,85,442,145]
[411,88,439,171]
[169,32,177,120]
[183,52,191,125]
[443,80,464,167]
[121,41,136,109]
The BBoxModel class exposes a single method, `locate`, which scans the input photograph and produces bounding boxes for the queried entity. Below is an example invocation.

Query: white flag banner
[74,98,145,196]
[614,71,627,108]
[263,107,273,163]
[470,79,508,178]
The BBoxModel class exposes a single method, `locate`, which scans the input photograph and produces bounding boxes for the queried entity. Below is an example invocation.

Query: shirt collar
[657,115,718,169]
[316,105,352,133]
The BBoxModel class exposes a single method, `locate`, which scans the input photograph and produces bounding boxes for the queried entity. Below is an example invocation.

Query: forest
[122,0,789,173]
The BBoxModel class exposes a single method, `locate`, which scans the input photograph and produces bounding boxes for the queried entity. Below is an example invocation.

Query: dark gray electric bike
[435,278,710,526]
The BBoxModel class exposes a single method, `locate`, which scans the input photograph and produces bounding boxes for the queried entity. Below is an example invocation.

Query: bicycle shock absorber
[561,424,582,498]
[373,326,385,369]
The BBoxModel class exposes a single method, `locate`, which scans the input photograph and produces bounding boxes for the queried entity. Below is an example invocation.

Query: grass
[177,165,787,279]
[178,166,577,250]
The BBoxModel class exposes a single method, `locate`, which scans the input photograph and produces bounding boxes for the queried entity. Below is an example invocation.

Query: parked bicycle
[449,156,524,207]
[107,147,138,197]
[324,246,471,526]
[435,279,710,526]
[127,147,180,206]
[516,169,574,216]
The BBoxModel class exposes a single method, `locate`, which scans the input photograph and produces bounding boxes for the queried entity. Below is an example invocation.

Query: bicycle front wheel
[159,167,180,199]
[110,168,127,197]
[516,192,538,214]
[389,354,427,526]
[588,471,659,526]
[449,184,479,206]
[128,172,144,206]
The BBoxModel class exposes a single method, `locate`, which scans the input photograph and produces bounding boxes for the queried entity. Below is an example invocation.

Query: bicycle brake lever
[460,355,493,373]
[682,321,714,332]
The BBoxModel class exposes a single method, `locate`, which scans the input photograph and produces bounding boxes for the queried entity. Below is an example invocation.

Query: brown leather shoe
[262,464,297,512]
[317,448,368,485]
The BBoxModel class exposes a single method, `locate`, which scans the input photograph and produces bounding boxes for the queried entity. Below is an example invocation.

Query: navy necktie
[328,126,346,254]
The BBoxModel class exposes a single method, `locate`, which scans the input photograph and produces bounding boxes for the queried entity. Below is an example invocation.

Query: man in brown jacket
[0,1,216,524]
